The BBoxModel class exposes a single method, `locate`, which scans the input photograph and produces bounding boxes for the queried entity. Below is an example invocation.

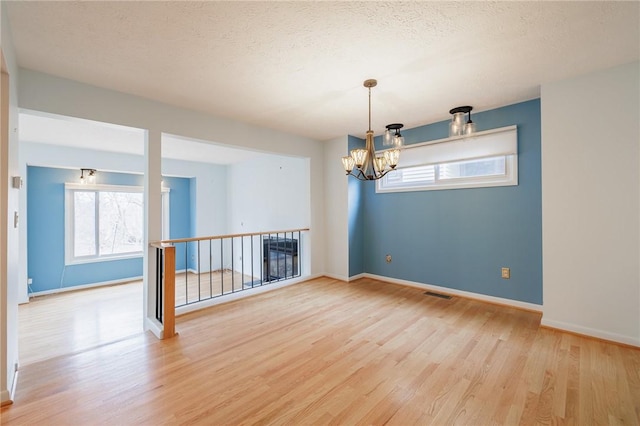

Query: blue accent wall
[165,176,192,271]
[27,166,191,292]
[358,99,542,304]
[186,177,198,271]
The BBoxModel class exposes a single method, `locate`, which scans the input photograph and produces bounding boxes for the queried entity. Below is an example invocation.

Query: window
[377,125,518,193]
[65,184,169,264]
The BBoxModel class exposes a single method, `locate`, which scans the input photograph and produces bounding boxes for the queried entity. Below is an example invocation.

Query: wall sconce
[80,168,96,184]
[449,106,476,137]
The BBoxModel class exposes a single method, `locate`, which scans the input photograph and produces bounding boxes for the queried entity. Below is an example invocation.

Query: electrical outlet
[501,267,510,279]
[385,254,392,263]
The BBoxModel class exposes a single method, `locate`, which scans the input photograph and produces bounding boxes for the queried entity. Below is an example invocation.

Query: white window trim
[376,125,518,193]
[64,183,170,265]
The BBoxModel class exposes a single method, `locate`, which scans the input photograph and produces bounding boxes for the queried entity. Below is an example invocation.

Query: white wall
[163,158,227,238]
[227,154,310,278]
[1,0,20,404]
[323,136,349,280]
[227,155,309,233]
[541,61,640,346]
[164,157,227,273]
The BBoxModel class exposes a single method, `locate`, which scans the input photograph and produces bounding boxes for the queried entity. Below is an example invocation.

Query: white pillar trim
[143,129,163,338]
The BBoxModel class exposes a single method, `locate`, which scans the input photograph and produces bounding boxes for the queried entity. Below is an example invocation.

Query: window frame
[376,125,518,193]
[64,183,169,265]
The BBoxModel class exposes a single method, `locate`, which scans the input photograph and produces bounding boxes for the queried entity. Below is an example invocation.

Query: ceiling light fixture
[80,168,96,184]
[342,79,402,181]
[449,106,476,137]
[383,123,405,147]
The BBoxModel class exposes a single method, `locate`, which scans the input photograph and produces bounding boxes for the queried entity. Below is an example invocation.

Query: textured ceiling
[5,1,640,141]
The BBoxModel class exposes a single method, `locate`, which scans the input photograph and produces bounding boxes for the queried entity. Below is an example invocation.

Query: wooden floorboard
[18,281,143,366]
[3,276,639,425]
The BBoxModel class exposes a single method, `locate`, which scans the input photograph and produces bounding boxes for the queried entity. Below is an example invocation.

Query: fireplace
[263,237,299,282]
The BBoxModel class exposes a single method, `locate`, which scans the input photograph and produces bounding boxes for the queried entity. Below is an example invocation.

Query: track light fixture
[449,106,476,137]
[80,168,96,184]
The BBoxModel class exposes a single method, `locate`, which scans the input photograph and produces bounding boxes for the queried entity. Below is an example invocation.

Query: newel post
[163,245,176,339]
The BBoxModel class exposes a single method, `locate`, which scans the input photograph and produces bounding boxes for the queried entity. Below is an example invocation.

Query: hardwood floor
[18,281,143,366]
[3,277,639,425]
[175,270,257,306]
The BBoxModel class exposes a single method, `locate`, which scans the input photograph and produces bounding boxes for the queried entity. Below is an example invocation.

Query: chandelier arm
[349,170,369,181]
[352,169,388,181]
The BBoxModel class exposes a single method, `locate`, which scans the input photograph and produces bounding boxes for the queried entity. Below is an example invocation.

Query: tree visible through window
[66,183,169,264]
[71,190,144,260]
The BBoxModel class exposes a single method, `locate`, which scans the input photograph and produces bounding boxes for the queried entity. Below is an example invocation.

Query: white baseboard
[29,276,143,297]
[347,273,367,282]
[541,318,640,347]
[0,363,18,406]
[144,317,163,339]
[323,273,349,282]
[0,389,11,406]
[175,274,322,316]
[355,274,639,347]
[359,273,543,312]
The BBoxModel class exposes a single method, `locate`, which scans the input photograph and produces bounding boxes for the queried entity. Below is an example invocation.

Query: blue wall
[354,99,542,304]
[167,176,192,271]
[27,166,191,292]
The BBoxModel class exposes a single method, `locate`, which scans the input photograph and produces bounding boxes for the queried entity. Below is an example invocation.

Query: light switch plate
[501,267,510,279]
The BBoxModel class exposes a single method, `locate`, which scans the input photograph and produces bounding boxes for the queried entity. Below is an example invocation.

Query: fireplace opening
[263,236,299,282]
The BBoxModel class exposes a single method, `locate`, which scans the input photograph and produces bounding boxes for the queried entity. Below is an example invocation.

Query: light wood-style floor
[18,281,143,366]
[3,277,639,424]
[175,270,259,306]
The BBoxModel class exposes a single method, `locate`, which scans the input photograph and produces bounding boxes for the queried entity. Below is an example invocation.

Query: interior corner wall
[163,158,227,240]
[17,69,325,278]
[323,135,349,280]
[347,135,365,277]
[163,158,227,273]
[20,143,226,296]
[541,61,640,346]
[25,165,191,293]
[1,0,20,403]
[226,154,311,277]
[361,100,542,304]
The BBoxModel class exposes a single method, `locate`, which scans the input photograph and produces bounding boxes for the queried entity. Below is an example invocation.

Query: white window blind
[376,126,518,193]
[396,125,517,168]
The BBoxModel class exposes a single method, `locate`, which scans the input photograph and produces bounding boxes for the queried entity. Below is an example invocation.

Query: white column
[1,61,11,405]
[143,129,163,338]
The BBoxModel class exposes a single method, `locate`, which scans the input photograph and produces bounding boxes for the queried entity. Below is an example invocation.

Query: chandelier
[341,79,403,181]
